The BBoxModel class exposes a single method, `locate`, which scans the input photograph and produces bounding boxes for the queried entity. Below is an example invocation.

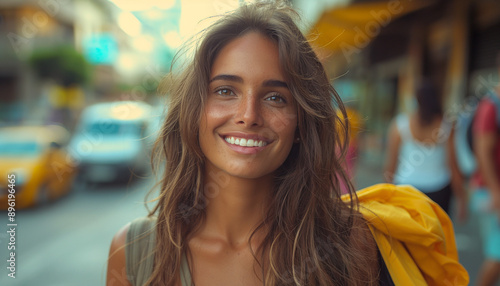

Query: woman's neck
[200,172,273,248]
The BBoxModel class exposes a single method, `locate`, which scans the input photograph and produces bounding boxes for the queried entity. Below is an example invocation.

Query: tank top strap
[126,217,193,286]
[180,253,193,286]
[395,114,412,141]
[126,216,156,286]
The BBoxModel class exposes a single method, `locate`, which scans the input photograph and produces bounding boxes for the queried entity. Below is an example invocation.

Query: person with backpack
[470,54,500,286]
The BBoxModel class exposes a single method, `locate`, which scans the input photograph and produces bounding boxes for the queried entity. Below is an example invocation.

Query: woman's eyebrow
[209,74,243,83]
[209,75,288,89]
[263,79,288,88]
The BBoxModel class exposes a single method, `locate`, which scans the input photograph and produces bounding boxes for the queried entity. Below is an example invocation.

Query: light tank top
[393,114,452,192]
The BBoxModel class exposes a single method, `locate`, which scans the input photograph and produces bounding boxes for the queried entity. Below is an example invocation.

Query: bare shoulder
[106,223,132,286]
[387,118,401,143]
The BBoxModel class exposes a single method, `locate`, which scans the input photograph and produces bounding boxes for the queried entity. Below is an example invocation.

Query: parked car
[0,125,76,209]
[68,101,155,184]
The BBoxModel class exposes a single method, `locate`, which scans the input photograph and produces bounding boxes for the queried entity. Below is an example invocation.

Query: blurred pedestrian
[106,2,467,285]
[471,52,500,286]
[385,79,468,219]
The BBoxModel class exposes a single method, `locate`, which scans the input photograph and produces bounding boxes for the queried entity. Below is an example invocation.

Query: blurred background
[0,0,499,285]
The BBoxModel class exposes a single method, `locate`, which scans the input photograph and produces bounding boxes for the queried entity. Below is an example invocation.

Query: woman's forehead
[209,32,286,83]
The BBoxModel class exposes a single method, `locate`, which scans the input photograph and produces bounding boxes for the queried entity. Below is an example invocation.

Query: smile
[224,136,268,147]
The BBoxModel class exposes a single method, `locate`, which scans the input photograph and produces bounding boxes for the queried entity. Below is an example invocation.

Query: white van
[68,101,156,183]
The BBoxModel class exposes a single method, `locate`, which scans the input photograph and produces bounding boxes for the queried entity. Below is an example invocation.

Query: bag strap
[125,217,156,286]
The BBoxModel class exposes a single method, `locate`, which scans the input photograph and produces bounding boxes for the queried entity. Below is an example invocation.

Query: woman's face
[199,32,298,180]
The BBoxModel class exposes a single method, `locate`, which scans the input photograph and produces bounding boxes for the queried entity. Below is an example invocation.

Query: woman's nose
[235,94,263,127]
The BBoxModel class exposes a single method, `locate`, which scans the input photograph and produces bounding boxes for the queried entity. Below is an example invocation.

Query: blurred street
[1,0,500,285]
[0,151,487,286]
[0,176,154,286]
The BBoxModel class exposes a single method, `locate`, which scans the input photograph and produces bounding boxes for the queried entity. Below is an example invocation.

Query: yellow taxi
[0,125,77,209]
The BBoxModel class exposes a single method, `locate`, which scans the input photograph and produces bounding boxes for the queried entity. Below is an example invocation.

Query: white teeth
[224,136,267,147]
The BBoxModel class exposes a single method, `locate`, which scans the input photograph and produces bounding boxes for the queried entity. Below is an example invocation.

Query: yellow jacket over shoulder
[343,184,469,286]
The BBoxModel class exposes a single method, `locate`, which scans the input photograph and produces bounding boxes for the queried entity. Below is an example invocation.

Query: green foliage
[28,46,91,87]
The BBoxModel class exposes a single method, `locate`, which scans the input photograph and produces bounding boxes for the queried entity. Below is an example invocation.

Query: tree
[28,45,91,87]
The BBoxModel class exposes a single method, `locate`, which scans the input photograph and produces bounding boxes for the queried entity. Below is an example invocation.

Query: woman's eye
[215,88,235,96]
[265,94,287,103]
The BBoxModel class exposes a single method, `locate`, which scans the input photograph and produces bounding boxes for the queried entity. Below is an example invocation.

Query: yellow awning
[308,1,434,59]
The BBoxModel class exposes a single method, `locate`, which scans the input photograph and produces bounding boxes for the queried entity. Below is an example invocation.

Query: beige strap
[125,217,156,286]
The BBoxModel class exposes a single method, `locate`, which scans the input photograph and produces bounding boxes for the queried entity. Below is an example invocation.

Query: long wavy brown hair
[148,1,375,285]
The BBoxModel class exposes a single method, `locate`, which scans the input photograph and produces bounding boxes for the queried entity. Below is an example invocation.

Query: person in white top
[385,79,467,220]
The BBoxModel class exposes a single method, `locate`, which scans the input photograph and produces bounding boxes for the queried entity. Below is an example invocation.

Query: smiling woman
[106,1,468,286]
[200,32,297,179]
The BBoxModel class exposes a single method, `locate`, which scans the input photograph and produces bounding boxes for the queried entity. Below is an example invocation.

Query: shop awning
[308,0,434,59]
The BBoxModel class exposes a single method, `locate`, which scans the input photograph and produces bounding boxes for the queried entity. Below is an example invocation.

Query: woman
[107,2,467,285]
[385,80,467,219]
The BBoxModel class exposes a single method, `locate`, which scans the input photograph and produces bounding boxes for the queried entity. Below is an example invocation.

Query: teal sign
[83,34,118,65]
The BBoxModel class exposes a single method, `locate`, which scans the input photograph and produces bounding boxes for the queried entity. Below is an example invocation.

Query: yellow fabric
[342,184,469,286]
[337,107,363,145]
